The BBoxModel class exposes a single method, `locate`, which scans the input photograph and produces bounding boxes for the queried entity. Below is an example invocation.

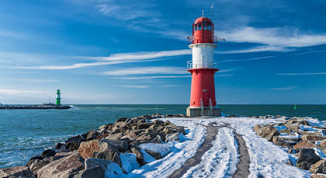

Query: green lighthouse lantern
[56,89,61,106]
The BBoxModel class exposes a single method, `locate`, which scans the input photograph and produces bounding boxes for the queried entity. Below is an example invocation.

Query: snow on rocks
[253,116,326,176]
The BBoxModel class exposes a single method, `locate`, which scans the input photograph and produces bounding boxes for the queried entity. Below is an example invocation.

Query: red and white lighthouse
[186,16,222,117]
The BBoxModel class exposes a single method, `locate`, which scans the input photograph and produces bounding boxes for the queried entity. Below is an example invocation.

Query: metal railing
[187,60,218,70]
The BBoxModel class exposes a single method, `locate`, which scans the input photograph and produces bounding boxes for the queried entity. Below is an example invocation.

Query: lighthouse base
[186,107,221,117]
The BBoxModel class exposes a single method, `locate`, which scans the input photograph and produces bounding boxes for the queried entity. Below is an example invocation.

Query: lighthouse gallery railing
[187,61,218,70]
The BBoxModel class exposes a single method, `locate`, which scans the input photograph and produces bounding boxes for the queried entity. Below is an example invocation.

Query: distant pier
[0,104,71,110]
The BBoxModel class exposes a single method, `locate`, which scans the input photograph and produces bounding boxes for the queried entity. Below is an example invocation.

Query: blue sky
[0,0,326,104]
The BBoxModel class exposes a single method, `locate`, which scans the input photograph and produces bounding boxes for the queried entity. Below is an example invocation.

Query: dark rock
[0,166,35,178]
[93,148,121,166]
[41,149,56,157]
[137,123,151,130]
[102,140,129,152]
[65,135,85,151]
[76,158,123,178]
[272,136,296,148]
[116,117,129,123]
[296,148,320,170]
[145,150,162,160]
[130,147,146,166]
[54,143,66,152]
[310,160,326,174]
[153,120,164,126]
[86,130,100,141]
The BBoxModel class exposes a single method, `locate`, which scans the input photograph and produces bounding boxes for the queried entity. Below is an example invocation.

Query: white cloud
[0,89,50,96]
[272,86,297,91]
[96,2,160,21]
[217,46,293,54]
[89,49,191,61]
[103,67,187,76]
[16,49,190,70]
[122,85,149,88]
[276,72,326,76]
[114,75,190,80]
[294,50,326,55]
[217,27,326,48]
[220,56,274,63]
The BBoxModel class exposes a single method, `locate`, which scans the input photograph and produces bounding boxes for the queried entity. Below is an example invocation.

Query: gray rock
[37,152,84,178]
[255,125,280,141]
[26,155,65,174]
[0,166,35,178]
[296,148,320,170]
[165,133,180,143]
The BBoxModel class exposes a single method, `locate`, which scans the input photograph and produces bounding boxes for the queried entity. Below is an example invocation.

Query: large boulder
[310,160,326,174]
[272,136,296,148]
[78,140,101,159]
[65,135,85,151]
[26,155,67,174]
[119,153,140,173]
[75,158,124,178]
[296,148,320,170]
[302,135,326,142]
[294,140,316,149]
[0,166,34,178]
[255,125,280,141]
[37,152,84,178]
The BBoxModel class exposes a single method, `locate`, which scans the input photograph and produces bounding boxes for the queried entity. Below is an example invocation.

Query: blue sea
[1,104,326,168]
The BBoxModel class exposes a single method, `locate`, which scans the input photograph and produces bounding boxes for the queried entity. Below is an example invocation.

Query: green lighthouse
[56,89,61,106]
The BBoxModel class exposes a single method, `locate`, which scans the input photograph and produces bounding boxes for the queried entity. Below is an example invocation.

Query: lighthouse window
[203,21,208,30]
[198,23,202,30]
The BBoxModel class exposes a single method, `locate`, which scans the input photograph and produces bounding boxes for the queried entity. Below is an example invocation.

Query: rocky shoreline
[253,116,326,177]
[0,113,187,178]
[2,114,326,177]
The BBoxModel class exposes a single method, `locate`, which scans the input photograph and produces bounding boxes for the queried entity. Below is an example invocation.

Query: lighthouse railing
[187,60,218,70]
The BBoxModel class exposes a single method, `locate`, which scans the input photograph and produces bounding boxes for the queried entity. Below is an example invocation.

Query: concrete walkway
[169,122,250,178]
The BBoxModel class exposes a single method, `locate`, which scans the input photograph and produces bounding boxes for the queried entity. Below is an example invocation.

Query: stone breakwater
[0,113,187,178]
[253,116,326,177]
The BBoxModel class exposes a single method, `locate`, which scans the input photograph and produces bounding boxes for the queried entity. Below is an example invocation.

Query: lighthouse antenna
[211,2,214,22]
[202,9,204,17]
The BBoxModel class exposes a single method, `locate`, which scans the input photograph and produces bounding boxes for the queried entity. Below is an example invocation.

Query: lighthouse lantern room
[186,16,222,117]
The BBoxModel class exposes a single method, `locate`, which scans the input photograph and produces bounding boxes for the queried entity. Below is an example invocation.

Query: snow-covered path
[126,117,310,178]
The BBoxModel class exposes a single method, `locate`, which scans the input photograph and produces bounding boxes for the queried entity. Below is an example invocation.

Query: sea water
[0,104,325,168]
